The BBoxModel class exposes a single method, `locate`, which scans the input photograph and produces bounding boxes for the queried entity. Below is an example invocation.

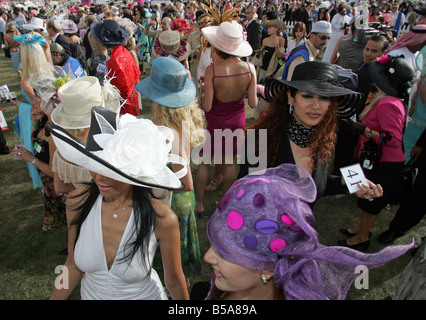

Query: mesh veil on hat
[51,76,122,129]
[262,61,362,119]
[207,164,414,300]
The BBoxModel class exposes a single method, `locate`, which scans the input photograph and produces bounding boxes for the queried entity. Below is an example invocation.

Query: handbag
[251,50,264,67]
[395,157,418,203]
[359,133,384,170]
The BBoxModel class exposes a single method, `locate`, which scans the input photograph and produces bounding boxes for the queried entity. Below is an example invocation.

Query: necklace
[287,114,315,148]
[104,198,133,219]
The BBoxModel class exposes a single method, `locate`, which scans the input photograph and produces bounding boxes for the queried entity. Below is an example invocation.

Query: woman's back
[212,59,252,102]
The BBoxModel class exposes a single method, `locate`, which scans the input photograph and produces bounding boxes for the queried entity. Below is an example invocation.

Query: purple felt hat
[207,163,414,300]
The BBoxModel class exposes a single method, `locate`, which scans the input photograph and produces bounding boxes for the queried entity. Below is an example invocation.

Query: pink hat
[201,21,252,57]
[61,19,78,34]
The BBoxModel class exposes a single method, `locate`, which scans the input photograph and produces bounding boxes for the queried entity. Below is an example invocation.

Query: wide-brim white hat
[22,17,46,32]
[50,106,187,190]
[202,21,252,57]
[51,76,121,129]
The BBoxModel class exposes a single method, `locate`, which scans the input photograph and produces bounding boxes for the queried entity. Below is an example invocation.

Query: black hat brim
[263,78,363,119]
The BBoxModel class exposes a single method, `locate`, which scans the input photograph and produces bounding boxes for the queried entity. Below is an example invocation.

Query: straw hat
[51,76,121,129]
[201,21,252,57]
[61,19,78,33]
[22,17,46,32]
[152,30,191,61]
[135,56,196,108]
[262,19,286,32]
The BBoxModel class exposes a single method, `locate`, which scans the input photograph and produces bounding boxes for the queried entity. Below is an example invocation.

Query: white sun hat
[201,21,252,57]
[50,106,187,190]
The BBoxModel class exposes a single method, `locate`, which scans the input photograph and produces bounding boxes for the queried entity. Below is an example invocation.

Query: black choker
[287,114,315,148]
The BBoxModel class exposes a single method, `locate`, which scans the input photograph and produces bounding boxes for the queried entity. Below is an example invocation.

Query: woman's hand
[355,179,383,200]
[13,144,36,163]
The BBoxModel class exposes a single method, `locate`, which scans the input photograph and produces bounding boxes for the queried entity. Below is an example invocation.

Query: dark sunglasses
[317,35,331,40]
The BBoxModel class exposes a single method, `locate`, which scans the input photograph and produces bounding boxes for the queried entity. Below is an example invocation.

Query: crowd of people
[0,0,425,300]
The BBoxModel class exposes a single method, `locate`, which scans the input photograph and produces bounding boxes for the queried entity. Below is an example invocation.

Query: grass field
[0,52,424,300]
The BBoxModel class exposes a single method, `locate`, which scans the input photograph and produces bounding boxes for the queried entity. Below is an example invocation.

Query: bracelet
[32,158,38,165]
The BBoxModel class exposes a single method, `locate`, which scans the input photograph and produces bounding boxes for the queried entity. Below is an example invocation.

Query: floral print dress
[135,20,152,64]
[33,116,67,230]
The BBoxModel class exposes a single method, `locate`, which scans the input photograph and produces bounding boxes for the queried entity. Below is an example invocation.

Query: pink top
[357,96,406,163]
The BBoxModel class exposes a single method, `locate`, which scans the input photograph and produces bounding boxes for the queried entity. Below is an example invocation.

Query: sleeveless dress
[403,80,426,163]
[171,189,202,274]
[33,116,67,230]
[204,63,250,156]
[74,195,168,300]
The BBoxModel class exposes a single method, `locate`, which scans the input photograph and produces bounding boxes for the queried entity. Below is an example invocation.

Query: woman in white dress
[49,106,190,300]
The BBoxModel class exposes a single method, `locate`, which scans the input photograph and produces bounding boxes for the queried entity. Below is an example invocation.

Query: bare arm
[50,188,86,299]
[153,200,189,300]
[200,64,214,112]
[247,62,258,109]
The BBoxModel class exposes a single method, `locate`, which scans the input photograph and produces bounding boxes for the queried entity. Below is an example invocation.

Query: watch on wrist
[365,128,372,138]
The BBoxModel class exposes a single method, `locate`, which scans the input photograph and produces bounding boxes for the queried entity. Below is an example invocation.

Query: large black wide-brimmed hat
[264,61,363,119]
[90,19,130,46]
[369,55,415,98]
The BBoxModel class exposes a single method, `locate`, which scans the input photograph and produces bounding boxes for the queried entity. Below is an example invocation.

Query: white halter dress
[74,195,168,300]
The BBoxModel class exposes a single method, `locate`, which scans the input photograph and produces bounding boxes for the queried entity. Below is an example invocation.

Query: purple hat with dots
[207,164,414,300]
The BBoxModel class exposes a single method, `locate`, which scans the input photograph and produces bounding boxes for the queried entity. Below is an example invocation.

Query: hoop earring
[261,273,268,284]
[289,104,293,114]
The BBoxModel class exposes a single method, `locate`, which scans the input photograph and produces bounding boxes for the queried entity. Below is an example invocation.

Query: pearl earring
[261,274,268,284]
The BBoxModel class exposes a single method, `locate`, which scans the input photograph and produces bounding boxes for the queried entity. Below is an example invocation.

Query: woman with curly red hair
[238,61,383,204]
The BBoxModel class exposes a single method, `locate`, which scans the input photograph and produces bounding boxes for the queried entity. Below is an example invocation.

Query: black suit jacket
[246,19,263,56]
[54,33,72,56]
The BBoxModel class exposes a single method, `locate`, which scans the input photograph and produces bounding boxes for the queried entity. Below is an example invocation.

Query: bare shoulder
[151,198,178,223]
[151,198,179,239]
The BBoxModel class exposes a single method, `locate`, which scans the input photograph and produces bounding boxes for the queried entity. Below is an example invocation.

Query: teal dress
[403,80,426,162]
[135,20,152,64]
[171,189,202,274]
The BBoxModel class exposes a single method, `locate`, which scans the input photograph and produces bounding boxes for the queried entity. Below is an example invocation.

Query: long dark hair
[71,182,159,273]
[247,87,337,168]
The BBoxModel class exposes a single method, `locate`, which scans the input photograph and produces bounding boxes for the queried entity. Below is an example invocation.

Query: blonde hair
[152,98,206,149]
[359,90,389,120]
[21,42,48,79]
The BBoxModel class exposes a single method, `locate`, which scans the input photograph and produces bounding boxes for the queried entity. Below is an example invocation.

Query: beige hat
[263,19,286,32]
[51,77,121,129]
[152,30,191,62]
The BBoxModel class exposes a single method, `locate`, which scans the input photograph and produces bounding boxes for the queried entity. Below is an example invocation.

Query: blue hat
[90,19,130,46]
[135,57,196,108]
[144,8,152,18]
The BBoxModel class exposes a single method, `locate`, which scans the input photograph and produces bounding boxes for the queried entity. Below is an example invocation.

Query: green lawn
[0,52,424,300]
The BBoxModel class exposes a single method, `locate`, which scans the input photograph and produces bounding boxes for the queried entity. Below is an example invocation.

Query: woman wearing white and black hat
[339,55,416,250]
[238,61,383,207]
[49,107,190,300]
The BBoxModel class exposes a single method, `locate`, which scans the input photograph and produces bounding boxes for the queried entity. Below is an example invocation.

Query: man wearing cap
[46,19,72,56]
[282,20,332,80]
[50,43,86,79]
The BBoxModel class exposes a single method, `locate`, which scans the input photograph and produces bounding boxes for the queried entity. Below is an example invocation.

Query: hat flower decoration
[51,107,188,190]
[371,54,415,96]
